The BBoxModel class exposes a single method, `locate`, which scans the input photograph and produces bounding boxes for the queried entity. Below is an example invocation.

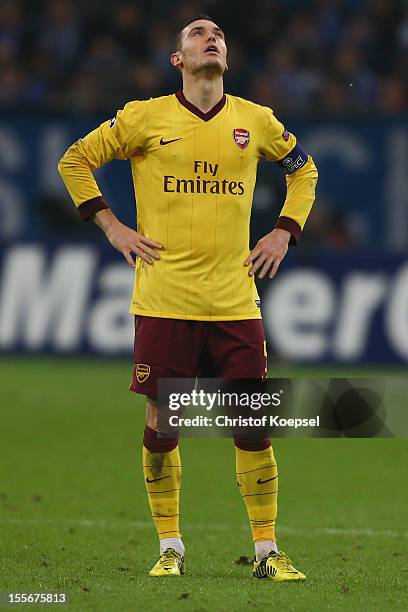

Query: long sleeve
[275,156,318,244]
[58,100,148,220]
[258,106,318,244]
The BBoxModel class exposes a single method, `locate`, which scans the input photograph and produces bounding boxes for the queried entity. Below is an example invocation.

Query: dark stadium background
[0,0,407,363]
[1,2,407,611]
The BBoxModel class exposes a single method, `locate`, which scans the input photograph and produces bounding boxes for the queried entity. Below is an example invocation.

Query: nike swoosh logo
[257,476,278,485]
[146,476,170,483]
[160,137,182,145]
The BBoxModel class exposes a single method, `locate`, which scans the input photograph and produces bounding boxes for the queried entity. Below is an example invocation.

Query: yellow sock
[143,445,182,538]
[236,446,278,542]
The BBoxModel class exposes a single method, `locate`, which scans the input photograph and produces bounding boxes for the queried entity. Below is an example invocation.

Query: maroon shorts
[130,316,267,398]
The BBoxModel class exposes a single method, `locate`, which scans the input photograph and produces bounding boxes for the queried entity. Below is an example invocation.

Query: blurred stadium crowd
[1,0,406,116]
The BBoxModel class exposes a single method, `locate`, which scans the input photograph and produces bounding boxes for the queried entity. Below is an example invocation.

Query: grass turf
[0,359,407,611]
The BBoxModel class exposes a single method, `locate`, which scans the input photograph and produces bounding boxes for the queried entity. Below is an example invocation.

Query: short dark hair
[174,14,216,51]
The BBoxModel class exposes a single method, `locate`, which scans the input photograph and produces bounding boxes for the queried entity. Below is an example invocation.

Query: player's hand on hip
[105,220,162,268]
[244,228,290,279]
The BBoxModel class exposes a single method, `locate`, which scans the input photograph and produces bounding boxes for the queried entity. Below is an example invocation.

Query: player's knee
[144,397,179,452]
[146,397,158,430]
[233,435,271,451]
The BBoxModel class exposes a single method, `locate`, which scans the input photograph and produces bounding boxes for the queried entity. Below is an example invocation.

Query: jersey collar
[176,90,226,121]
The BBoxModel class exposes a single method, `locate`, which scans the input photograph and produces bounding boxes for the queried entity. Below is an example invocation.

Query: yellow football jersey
[58,92,318,320]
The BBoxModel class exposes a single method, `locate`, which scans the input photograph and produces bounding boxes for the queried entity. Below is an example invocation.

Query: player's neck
[181,75,224,113]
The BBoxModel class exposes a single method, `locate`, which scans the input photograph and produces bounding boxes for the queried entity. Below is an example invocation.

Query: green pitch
[0,359,407,611]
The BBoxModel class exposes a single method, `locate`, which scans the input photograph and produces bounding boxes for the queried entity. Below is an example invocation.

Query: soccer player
[58,15,318,581]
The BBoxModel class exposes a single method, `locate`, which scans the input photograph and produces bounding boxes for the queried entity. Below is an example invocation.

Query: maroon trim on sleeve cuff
[275,216,302,245]
[78,196,109,221]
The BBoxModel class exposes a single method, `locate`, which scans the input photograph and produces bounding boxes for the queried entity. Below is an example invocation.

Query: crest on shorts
[135,363,150,383]
[233,128,250,149]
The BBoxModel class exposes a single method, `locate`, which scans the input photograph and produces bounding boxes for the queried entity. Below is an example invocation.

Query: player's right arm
[57,101,162,267]
[91,208,162,267]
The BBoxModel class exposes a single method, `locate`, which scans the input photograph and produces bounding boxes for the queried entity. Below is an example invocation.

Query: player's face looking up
[171,19,228,77]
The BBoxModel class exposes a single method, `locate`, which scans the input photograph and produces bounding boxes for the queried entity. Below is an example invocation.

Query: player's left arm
[245,107,318,279]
